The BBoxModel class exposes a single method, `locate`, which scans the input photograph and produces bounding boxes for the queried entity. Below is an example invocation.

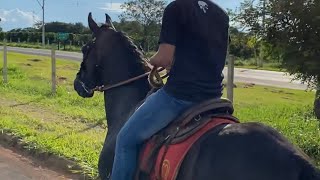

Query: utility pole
[42,0,45,47]
[262,0,266,38]
[36,0,45,47]
[259,0,266,67]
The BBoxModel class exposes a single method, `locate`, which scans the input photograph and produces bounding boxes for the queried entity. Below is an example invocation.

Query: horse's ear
[105,13,115,30]
[88,12,99,34]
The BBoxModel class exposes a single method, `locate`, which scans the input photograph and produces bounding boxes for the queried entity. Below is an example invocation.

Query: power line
[36,0,42,8]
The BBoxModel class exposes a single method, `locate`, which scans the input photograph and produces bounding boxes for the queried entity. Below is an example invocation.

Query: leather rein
[80,36,168,93]
[92,66,168,92]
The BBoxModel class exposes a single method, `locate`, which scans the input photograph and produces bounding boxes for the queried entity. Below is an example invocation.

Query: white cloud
[99,3,124,13]
[0,9,40,31]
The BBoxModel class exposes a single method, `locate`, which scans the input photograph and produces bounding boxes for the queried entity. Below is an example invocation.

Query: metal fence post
[3,39,8,83]
[227,55,235,102]
[51,47,56,93]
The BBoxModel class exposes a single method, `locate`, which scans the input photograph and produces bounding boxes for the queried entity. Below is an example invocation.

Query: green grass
[233,57,284,72]
[0,105,105,176]
[0,52,319,177]
[236,64,284,72]
[0,52,105,123]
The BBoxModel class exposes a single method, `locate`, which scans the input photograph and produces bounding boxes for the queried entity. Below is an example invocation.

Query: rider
[111,0,230,179]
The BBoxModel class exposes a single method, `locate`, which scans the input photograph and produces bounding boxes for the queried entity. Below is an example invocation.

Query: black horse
[74,13,320,180]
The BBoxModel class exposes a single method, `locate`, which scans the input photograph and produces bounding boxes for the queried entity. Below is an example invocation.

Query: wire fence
[0,41,63,94]
[1,43,235,101]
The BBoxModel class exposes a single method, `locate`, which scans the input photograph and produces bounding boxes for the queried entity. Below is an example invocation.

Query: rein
[92,66,168,92]
[80,32,168,93]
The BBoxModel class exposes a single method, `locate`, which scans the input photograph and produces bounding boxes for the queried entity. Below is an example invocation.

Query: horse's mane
[114,30,151,72]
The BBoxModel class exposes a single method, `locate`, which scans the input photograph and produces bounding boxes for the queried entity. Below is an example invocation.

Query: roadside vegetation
[0,52,319,178]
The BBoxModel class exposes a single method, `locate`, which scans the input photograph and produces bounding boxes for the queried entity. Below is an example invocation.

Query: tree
[114,20,144,46]
[0,17,2,32]
[233,0,269,66]
[119,0,166,51]
[33,21,89,34]
[229,27,255,59]
[265,0,320,118]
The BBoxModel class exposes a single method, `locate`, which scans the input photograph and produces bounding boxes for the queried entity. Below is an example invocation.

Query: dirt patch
[242,83,255,88]
[28,59,42,62]
[281,97,291,100]
[58,76,68,82]
[222,83,237,88]
[0,133,88,180]
[271,90,284,94]
[61,65,78,71]
[285,92,295,95]
[266,88,295,95]
[30,76,46,81]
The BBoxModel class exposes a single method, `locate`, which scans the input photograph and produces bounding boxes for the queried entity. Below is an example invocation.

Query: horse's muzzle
[74,77,94,98]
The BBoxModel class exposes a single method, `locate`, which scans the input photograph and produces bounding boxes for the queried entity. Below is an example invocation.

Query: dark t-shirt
[159,0,230,102]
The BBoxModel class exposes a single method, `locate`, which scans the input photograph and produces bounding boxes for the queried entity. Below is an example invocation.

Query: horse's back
[177,122,320,180]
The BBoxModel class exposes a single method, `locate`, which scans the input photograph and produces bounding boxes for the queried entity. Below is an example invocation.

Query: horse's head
[74,13,149,98]
[74,12,117,98]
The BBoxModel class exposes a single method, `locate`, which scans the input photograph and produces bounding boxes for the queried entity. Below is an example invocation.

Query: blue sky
[0,0,242,31]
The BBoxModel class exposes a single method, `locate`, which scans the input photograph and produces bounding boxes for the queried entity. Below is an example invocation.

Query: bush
[234,60,245,66]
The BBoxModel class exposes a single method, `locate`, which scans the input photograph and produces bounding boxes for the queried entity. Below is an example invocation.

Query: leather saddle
[137,98,239,178]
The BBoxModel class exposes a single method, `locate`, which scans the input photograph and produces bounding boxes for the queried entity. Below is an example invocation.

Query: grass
[232,57,284,72]
[0,52,105,122]
[236,64,284,72]
[0,52,319,177]
[0,105,105,176]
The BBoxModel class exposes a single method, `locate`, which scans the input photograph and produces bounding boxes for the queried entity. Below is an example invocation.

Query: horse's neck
[100,40,150,174]
[102,38,150,129]
[103,74,150,133]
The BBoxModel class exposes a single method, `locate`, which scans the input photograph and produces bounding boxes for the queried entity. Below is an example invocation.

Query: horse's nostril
[74,78,95,98]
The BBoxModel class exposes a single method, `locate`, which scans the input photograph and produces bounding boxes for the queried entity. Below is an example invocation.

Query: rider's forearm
[150,53,172,68]
[150,43,175,68]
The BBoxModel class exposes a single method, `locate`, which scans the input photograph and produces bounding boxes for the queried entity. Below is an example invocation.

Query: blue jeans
[111,88,194,180]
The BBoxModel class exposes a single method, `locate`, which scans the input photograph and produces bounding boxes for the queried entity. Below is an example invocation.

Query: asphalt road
[0,46,308,90]
[0,46,82,61]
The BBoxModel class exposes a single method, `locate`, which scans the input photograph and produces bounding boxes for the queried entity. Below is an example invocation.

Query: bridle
[92,66,168,92]
[78,38,168,94]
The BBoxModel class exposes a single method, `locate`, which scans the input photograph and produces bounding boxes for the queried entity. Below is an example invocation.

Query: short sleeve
[158,2,179,45]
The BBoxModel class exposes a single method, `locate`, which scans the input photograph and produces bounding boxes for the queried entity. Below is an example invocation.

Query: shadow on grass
[9,97,45,108]
[55,118,106,140]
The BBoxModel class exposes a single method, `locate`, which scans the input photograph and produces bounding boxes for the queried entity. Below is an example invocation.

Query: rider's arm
[150,2,179,69]
[150,44,175,68]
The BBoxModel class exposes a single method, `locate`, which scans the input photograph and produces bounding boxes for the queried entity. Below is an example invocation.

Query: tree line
[0,21,258,60]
